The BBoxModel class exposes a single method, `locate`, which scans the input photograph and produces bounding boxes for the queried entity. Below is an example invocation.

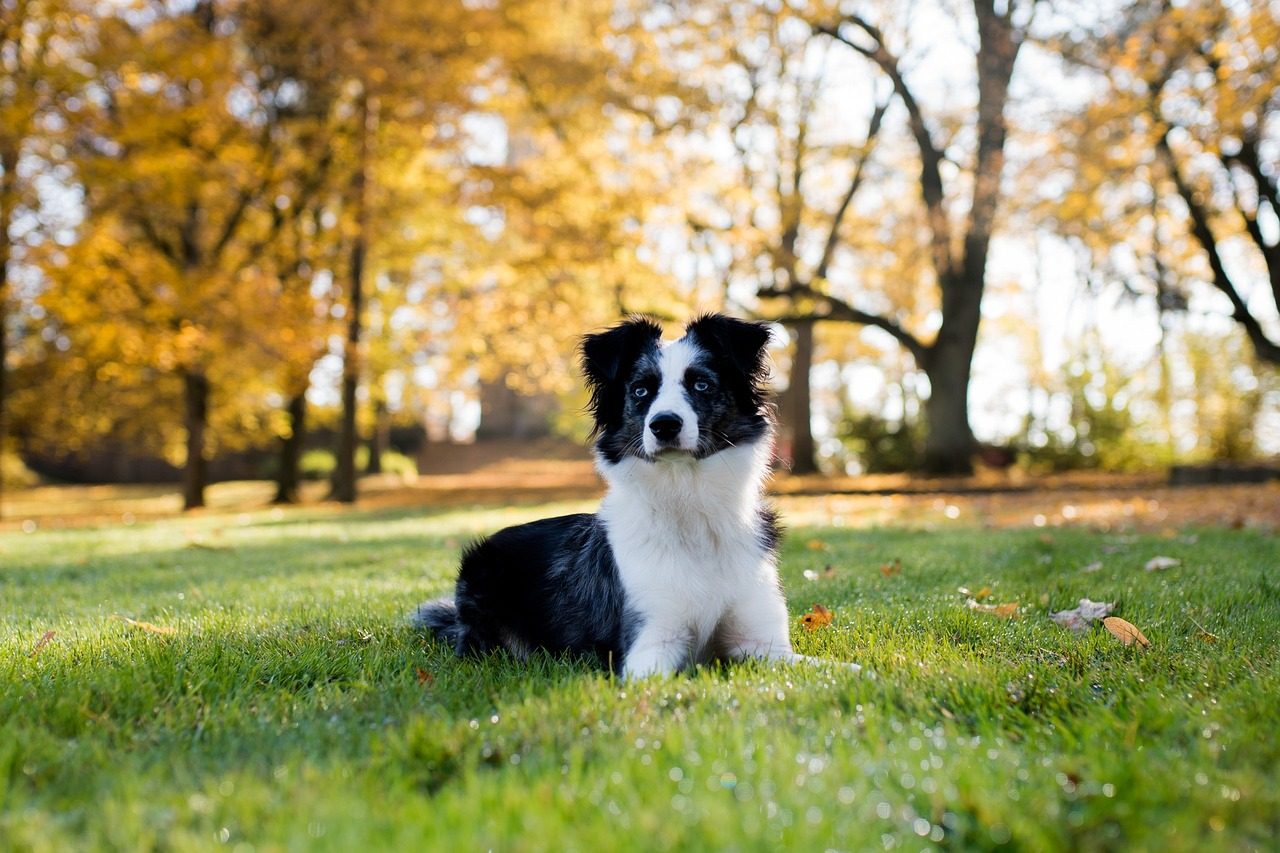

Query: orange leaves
[1103,617,1150,648]
[879,559,902,578]
[416,668,435,687]
[960,583,1017,618]
[800,604,833,631]
[967,599,1019,618]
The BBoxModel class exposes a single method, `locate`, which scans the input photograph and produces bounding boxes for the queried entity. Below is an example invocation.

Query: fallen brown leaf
[880,559,902,577]
[416,668,435,686]
[800,603,833,631]
[806,539,830,552]
[30,630,56,657]
[967,599,1019,618]
[124,618,176,636]
[1102,616,1150,647]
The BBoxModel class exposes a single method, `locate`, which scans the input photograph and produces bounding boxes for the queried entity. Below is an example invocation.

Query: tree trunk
[922,280,980,475]
[332,327,360,502]
[366,398,388,475]
[331,91,371,504]
[274,389,307,504]
[182,370,210,510]
[784,320,817,474]
[912,0,1016,477]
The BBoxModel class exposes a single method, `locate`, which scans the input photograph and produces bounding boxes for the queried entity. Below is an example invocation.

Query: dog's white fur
[599,407,857,679]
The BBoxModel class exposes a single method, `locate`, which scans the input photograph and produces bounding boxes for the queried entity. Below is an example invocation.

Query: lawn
[2,493,1278,851]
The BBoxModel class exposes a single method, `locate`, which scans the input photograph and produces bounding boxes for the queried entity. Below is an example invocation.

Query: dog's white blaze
[643,338,700,455]
[597,438,795,678]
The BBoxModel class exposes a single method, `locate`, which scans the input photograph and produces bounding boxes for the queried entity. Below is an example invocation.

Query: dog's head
[581,314,773,464]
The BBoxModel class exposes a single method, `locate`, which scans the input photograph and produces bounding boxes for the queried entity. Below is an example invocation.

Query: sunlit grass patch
[1,502,1277,850]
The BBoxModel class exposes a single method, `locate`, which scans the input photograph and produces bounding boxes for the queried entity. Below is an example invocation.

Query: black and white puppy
[413,314,849,678]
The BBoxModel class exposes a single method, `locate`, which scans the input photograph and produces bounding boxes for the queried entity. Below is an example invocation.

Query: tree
[1051,1,1280,366]
[236,0,348,503]
[42,1,301,508]
[636,2,889,473]
[750,1,1037,474]
[0,0,81,506]
[310,0,498,504]
[425,0,691,407]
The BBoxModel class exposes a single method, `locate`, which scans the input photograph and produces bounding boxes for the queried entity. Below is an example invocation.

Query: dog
[413,314,855,679]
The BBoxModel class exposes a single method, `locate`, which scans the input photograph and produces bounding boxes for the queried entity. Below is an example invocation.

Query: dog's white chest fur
[597,441,792,675]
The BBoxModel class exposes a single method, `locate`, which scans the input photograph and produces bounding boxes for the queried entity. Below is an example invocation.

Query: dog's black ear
[580,317,663,428]
[581,317,663,388]
[686,314,773,392]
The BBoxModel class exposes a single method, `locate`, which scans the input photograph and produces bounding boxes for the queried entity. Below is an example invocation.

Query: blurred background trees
[1,0,1276,508]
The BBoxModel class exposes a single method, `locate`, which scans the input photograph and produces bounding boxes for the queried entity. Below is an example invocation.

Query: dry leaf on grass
[1144,556,1180,572]
[957,586,992,600]
[800,604,833,631]
[1103,616,1150,647]
[1050,598,1115,632]
[880,559,903,577]
[806,539,830,552]
[124,617,176,636]
[415,668,435,687]
[967,599,1019,618]
[30,630,56,657]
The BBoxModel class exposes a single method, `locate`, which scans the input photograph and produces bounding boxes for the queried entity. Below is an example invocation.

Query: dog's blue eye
[693,380,711,393]
[633,386,649,398]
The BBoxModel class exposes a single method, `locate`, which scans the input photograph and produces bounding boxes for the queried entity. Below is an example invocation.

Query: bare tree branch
[759,282,929,365]
[1158,131,1280,364]
[1232,134,1280,223]
[814,98,888,281]
[1222,155,1280,308]
[816,14,954,279]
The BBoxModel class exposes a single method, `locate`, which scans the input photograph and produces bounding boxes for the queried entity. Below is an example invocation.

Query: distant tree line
[1,0,1276,509]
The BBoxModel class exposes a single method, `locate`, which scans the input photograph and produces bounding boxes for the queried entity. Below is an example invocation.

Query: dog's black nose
[649,412,683,443]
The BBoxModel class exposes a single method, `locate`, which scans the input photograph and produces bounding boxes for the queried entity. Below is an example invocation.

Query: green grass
[2,499,1278,851]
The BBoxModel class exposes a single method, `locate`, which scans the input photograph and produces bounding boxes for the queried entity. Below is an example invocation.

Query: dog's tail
[410,596,466,649]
